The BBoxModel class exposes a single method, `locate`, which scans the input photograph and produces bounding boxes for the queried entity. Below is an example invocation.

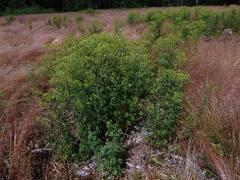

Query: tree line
[0,0,239,14]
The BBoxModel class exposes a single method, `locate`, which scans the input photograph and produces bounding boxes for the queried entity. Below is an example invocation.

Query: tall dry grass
[184,36,240,179]
[0,79,44,179]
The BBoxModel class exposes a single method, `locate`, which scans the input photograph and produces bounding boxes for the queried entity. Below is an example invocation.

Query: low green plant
[62,16,69,28]
[112,19,124,34]
[43,34,151,176]
[5,15,16,24]
[75,14,83,24]
[52,16,62,28]
[93,141,125,177]
[127,11,143,25]
[88,20,103,34]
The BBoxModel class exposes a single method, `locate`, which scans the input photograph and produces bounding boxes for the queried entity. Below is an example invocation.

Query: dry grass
[184,36,240,179]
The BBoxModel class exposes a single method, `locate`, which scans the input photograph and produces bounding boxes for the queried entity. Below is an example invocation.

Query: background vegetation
[0,0,239,15]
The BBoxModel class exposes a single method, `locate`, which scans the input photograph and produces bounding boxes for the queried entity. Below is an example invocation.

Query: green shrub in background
[52,16,62,28]
[144,9,162,22]
[127,11,143,25]
[88,20,103,34]
[62,16,69,28]
[181,20,206,40]
[75,14,83,24]
[223,8,240,33]
[5,15,16,24]
[151,34,185,69]
[171,8,191,24]
[43,33,151,176]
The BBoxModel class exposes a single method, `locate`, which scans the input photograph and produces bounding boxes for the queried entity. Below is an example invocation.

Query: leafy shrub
[171,8,191,24]
[5,15,16,24]
[43,34,151,175]
[88,20,103,34]
[144,10,162,22]
[112,19,124,34]
[147,34,188,148]
[181,20,206,40]
[151,34,185,69]
[148,69,188,148]
[223,8,240,33]
[205,12,222,36]
[52,16,62,28]
[127,12,143,25]
[148,13,167,40]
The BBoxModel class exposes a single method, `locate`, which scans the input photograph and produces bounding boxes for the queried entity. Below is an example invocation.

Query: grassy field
[0,6,240,179]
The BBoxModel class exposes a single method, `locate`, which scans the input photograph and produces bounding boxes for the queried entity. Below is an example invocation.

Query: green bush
[148,13,167,40]
[181,20,206,40]
[52,16,62,28]
[144,10,162,22]
[88,20,103,34]
[148,69,188,148]
[127,11,143,25]
[171,8,191,24]
[5,15,16,24]
[147,34,188,148]
[223,8,240,33]
[43,34,151,175]
[152,34,185,69]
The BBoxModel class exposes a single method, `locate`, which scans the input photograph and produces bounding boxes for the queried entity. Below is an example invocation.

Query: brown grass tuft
[184,36,240,179]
